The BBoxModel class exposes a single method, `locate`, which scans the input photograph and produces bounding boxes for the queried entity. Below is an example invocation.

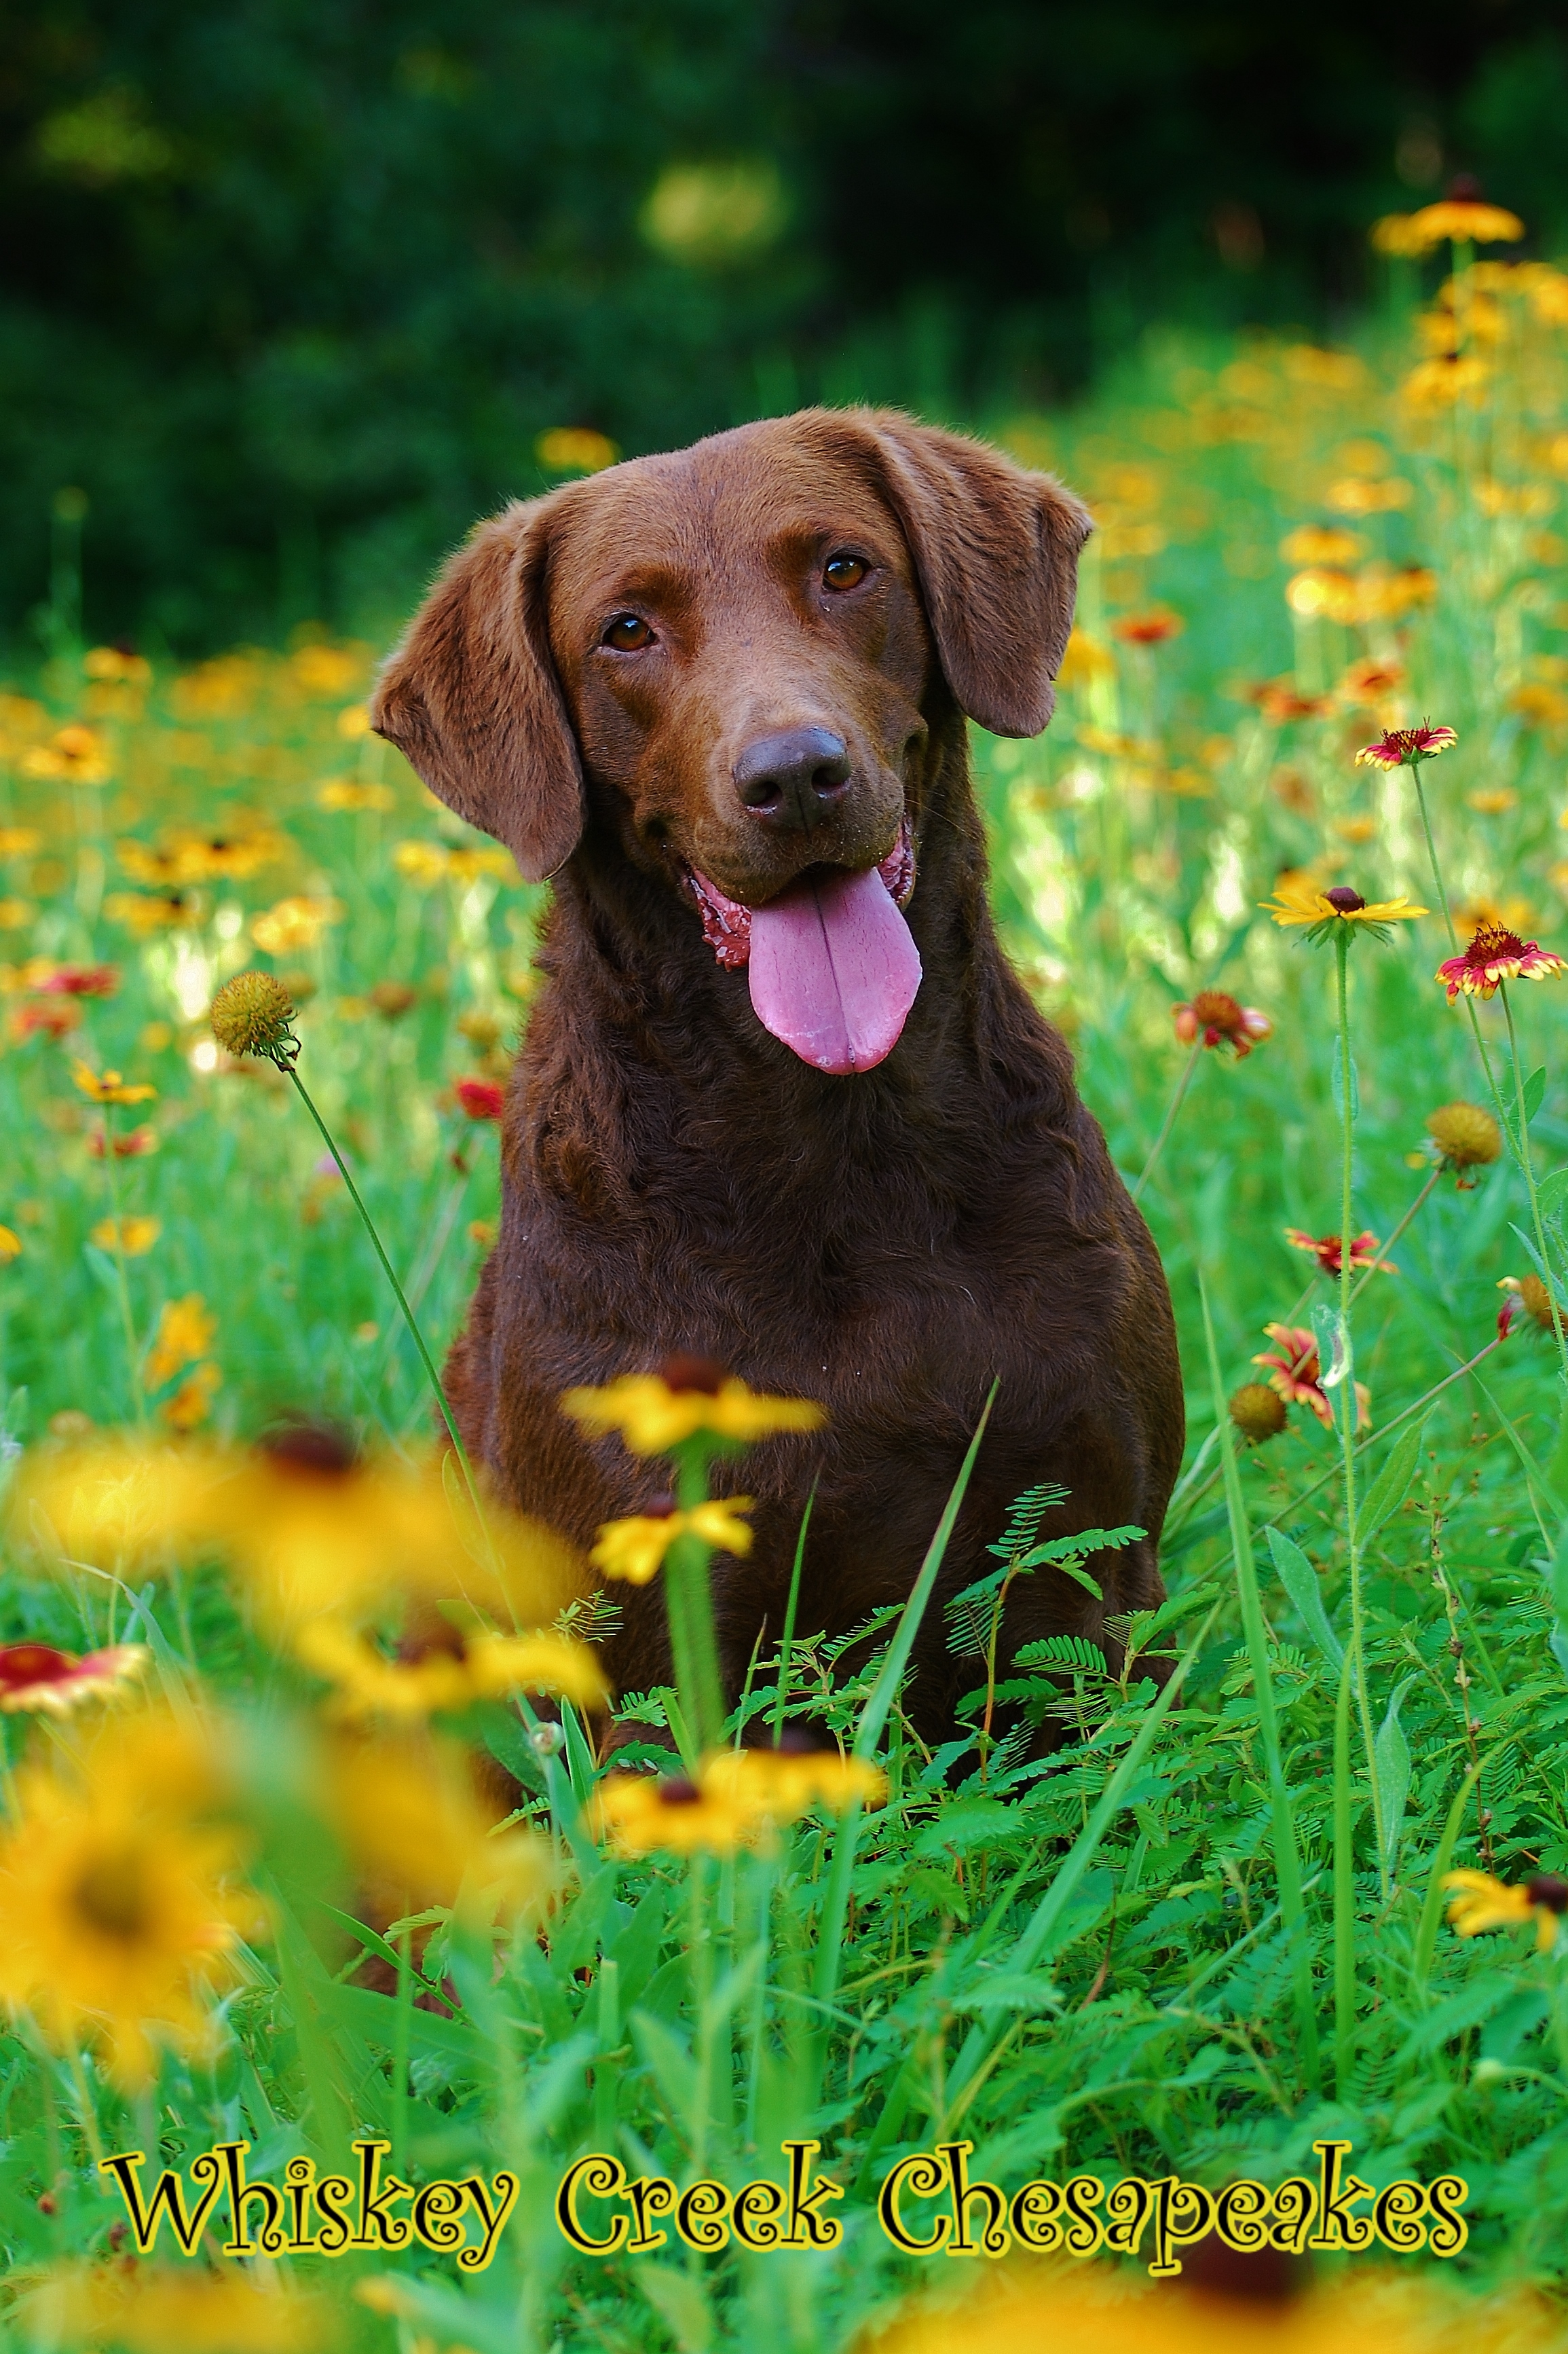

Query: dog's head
[372,409,1089,1073]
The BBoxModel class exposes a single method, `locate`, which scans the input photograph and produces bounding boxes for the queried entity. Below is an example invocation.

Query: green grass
[5,264,1568,2350]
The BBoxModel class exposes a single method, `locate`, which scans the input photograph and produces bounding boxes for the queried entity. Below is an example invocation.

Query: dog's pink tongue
[747,866,922,1074]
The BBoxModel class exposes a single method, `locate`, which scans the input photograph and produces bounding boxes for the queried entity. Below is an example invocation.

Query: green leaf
[1265,1527,1344,1672]
[1356,1415,1427,1545]
[1012,1635,1110,1673]
[1537,1168,1568,1228]
[1524,1065,1548,1124]
[1017,1524,1144,1571]
[1375,1674,1416,1877]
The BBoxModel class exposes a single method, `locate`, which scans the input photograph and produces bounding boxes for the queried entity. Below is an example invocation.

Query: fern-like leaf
[1013,1635,1110,1675]
[985,1480,1070,1563]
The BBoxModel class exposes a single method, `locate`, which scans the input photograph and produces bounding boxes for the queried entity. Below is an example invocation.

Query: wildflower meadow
[9,206,1568,2351]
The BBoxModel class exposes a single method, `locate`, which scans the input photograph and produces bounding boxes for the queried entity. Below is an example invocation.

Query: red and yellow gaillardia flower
[1436,921,1566,1001]
[1252,1323,1368,1431]
[0,1641,147,1715]
[1171,991,1271,1057]
[1355,723,1457,770]
[1284,1229,1394,1278]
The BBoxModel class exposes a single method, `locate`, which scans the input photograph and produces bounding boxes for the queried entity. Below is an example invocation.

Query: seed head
[1229,1382,1288,1443]
[209,971,299,1067]
[1426,1101,1502,1173]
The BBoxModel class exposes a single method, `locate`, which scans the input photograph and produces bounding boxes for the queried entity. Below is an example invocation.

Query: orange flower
[37,964,118,997]
[1171,991,1271,1057]
[1436,922,1566,1001]
[1244,678,1330,723]
[1337,657,1404,706]
[87,1125,157,1160]
[10,999,81,1042]
[1284,1228,1394,1277]
[1111,608,1183,646]
[1252,1322,1368,1430]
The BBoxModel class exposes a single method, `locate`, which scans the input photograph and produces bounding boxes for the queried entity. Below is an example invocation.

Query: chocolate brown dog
[371,409,1184,1736]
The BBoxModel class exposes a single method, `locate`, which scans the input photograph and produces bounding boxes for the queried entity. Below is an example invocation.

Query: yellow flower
[0,1757,262,2084]
[160,1361,222,1432]
[0,898,34,929]
[323,1733,548,1920]
[249,894,343,954]
[1053,627,1115,689]
[1260,877,1427,930]
[337,701,371,737]
[143,1293,217,1388]
[0,826,42,856]
[71,1059,156,1105]
[6,1437,236,1566]
[0,1224,20,1262]
[1445,1867,1568,1953]
[90,1215,161,1255]
[1280,524,1366,566]
[21,2266,322,2354]
[83,645,152,684]
[564,1359,825,1456]
[210,969,298,1061]
[22,723,111,784]
[593,1743,884,1858]
[1426,1101,1503,1179]
[589,1497,755,1584]
[1403,200,1527,251]
[393,839,453,885]
[316,777,395,811]
[103,889,202,934]
[294,1613,606,1719]
[536,425,620,474]
[290,642,364,697]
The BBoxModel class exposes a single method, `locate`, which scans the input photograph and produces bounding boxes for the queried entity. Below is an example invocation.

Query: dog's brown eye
[603,613,654,651]
[823,553,867,592]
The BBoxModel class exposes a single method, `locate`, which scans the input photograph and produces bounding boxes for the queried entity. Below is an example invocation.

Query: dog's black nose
[734,727,851,828]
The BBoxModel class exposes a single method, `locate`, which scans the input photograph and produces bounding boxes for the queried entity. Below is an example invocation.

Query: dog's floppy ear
[370,499,583,883]
[848,411,1092,739]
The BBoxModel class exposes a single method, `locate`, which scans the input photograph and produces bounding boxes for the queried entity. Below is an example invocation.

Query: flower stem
[284,1068,482,1508]
[1500,982,1568,1389]
[1132,1034,1204,1204]
[1346,1169,1440,1311]
[1411,766,1511,1131]
[1334,930,1387,1894]
[99,1114,145,1427]
[1332,1647,1357,2095]
[667,1440,728,1754]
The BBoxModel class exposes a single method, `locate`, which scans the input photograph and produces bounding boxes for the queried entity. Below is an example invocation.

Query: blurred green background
[3,0,1567,651]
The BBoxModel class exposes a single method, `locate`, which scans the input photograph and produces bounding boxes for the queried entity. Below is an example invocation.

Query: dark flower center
[658,1776,703,1807]
[1527,1872,1568,1915]
[1466,923,1525,963]
[73,1851,152,1943]
[1323,886,1366,913]
[1190,989,1243,1030]
[260,1418,358,1479]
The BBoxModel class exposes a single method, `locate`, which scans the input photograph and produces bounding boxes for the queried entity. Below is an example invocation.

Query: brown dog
[371,409,1184,1738]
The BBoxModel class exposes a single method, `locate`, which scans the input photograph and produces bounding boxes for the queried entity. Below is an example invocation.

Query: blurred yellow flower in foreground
[90,1215,160,1255]
[20,2266,322,2354]
[316,776,395,811]
[1445,1867,1568,1952]
[867,2271,1556,2354]
[7,1429,579,1629]
[1055,627,1115,689]
[72,1059,156,1104]
[590,1497,754,1583]
[0,1224,20,1261]
[295,1612,605,1719]
[565,1358,825,1456]
[0,1752,263,2084]
[324,1734,548,1920]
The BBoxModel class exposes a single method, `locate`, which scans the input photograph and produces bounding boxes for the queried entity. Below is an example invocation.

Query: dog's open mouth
[686,820,920,1075]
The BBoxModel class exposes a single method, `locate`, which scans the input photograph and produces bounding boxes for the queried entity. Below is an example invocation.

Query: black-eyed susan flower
[1445,1866,1568,1952]
[1172,990,1271,1057]
[1355,722,1458,770]
[1284,1228,1394,1278]
[593,1768,758,1858]
[1402,200,1526,253]
[564,1358,825,1457]
[293,1612,605,1719]
[1426,1101,1503,1183]
[1229,1382,1288,1443]
[704,1735,885,1820]
[1260,877,1427,944]
[589,1497,755,1584]
[0,1640,147,1715]
[1252,1323,1368,1431]
[208,970,299,1067]
[0,1765,263,2084]
[1436,921,1566,1001]
[71,1059,155,1106]
[90,1215,160,1256]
